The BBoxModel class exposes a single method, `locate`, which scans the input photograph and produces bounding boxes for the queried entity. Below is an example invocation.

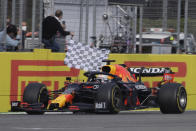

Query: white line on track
[13,127,104,130]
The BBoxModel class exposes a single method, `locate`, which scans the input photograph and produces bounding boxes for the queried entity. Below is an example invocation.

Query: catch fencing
[0,0,196,54]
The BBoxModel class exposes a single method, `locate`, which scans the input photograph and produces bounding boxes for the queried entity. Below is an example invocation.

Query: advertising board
[0,49,195,112]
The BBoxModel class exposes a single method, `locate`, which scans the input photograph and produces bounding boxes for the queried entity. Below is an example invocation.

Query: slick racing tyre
[97,83,122,114]
[158,83,187,114]
[23,83,49,115]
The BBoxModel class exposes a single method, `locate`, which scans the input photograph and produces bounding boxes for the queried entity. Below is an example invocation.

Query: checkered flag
[64,40,110,71]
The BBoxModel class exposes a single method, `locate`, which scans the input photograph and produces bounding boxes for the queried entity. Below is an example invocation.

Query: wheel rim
[39,89,48,108]
[179,88,187,108]
[113,88,121,108]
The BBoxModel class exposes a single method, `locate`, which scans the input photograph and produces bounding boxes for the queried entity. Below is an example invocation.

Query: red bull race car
[11,60,187,114]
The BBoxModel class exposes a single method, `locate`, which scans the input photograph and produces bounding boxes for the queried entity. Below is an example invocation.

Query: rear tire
[158,83,187,114]
[97,83,122,114]
[23,83,49,115]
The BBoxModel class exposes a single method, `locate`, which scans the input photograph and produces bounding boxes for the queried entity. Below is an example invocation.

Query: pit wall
[0,49,195,112]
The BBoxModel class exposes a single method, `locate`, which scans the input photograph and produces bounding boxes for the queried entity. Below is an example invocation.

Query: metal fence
[0,0,42,51]
[0,0,196,54]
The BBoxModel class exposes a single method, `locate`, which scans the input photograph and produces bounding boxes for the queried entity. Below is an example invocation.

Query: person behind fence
[0,24,20,51]
[42,10,74,52]
[21,21,28,49]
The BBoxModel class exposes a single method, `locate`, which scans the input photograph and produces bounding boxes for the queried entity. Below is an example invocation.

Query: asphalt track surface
[0,111,196,131]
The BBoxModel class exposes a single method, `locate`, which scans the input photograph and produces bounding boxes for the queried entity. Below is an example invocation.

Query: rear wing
[129,67,174,77]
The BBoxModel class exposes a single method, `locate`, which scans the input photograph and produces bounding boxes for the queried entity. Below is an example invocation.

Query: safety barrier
[0,49,195,112]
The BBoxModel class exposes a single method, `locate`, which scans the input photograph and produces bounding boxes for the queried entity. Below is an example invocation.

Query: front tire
[96,83,122,114]
[158,83,187,114]
[23,83,49,115]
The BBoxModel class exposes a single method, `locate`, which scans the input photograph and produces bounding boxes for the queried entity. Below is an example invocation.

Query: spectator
[6,18,11,27]
[0,24,20,51]
[21,21,28,49]
[21,22,27,31]
[24,22,39,37]
[42,10,74,52]
[62,21,66,30]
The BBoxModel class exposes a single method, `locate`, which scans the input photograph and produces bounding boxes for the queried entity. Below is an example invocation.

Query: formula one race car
[11,60,187,115]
